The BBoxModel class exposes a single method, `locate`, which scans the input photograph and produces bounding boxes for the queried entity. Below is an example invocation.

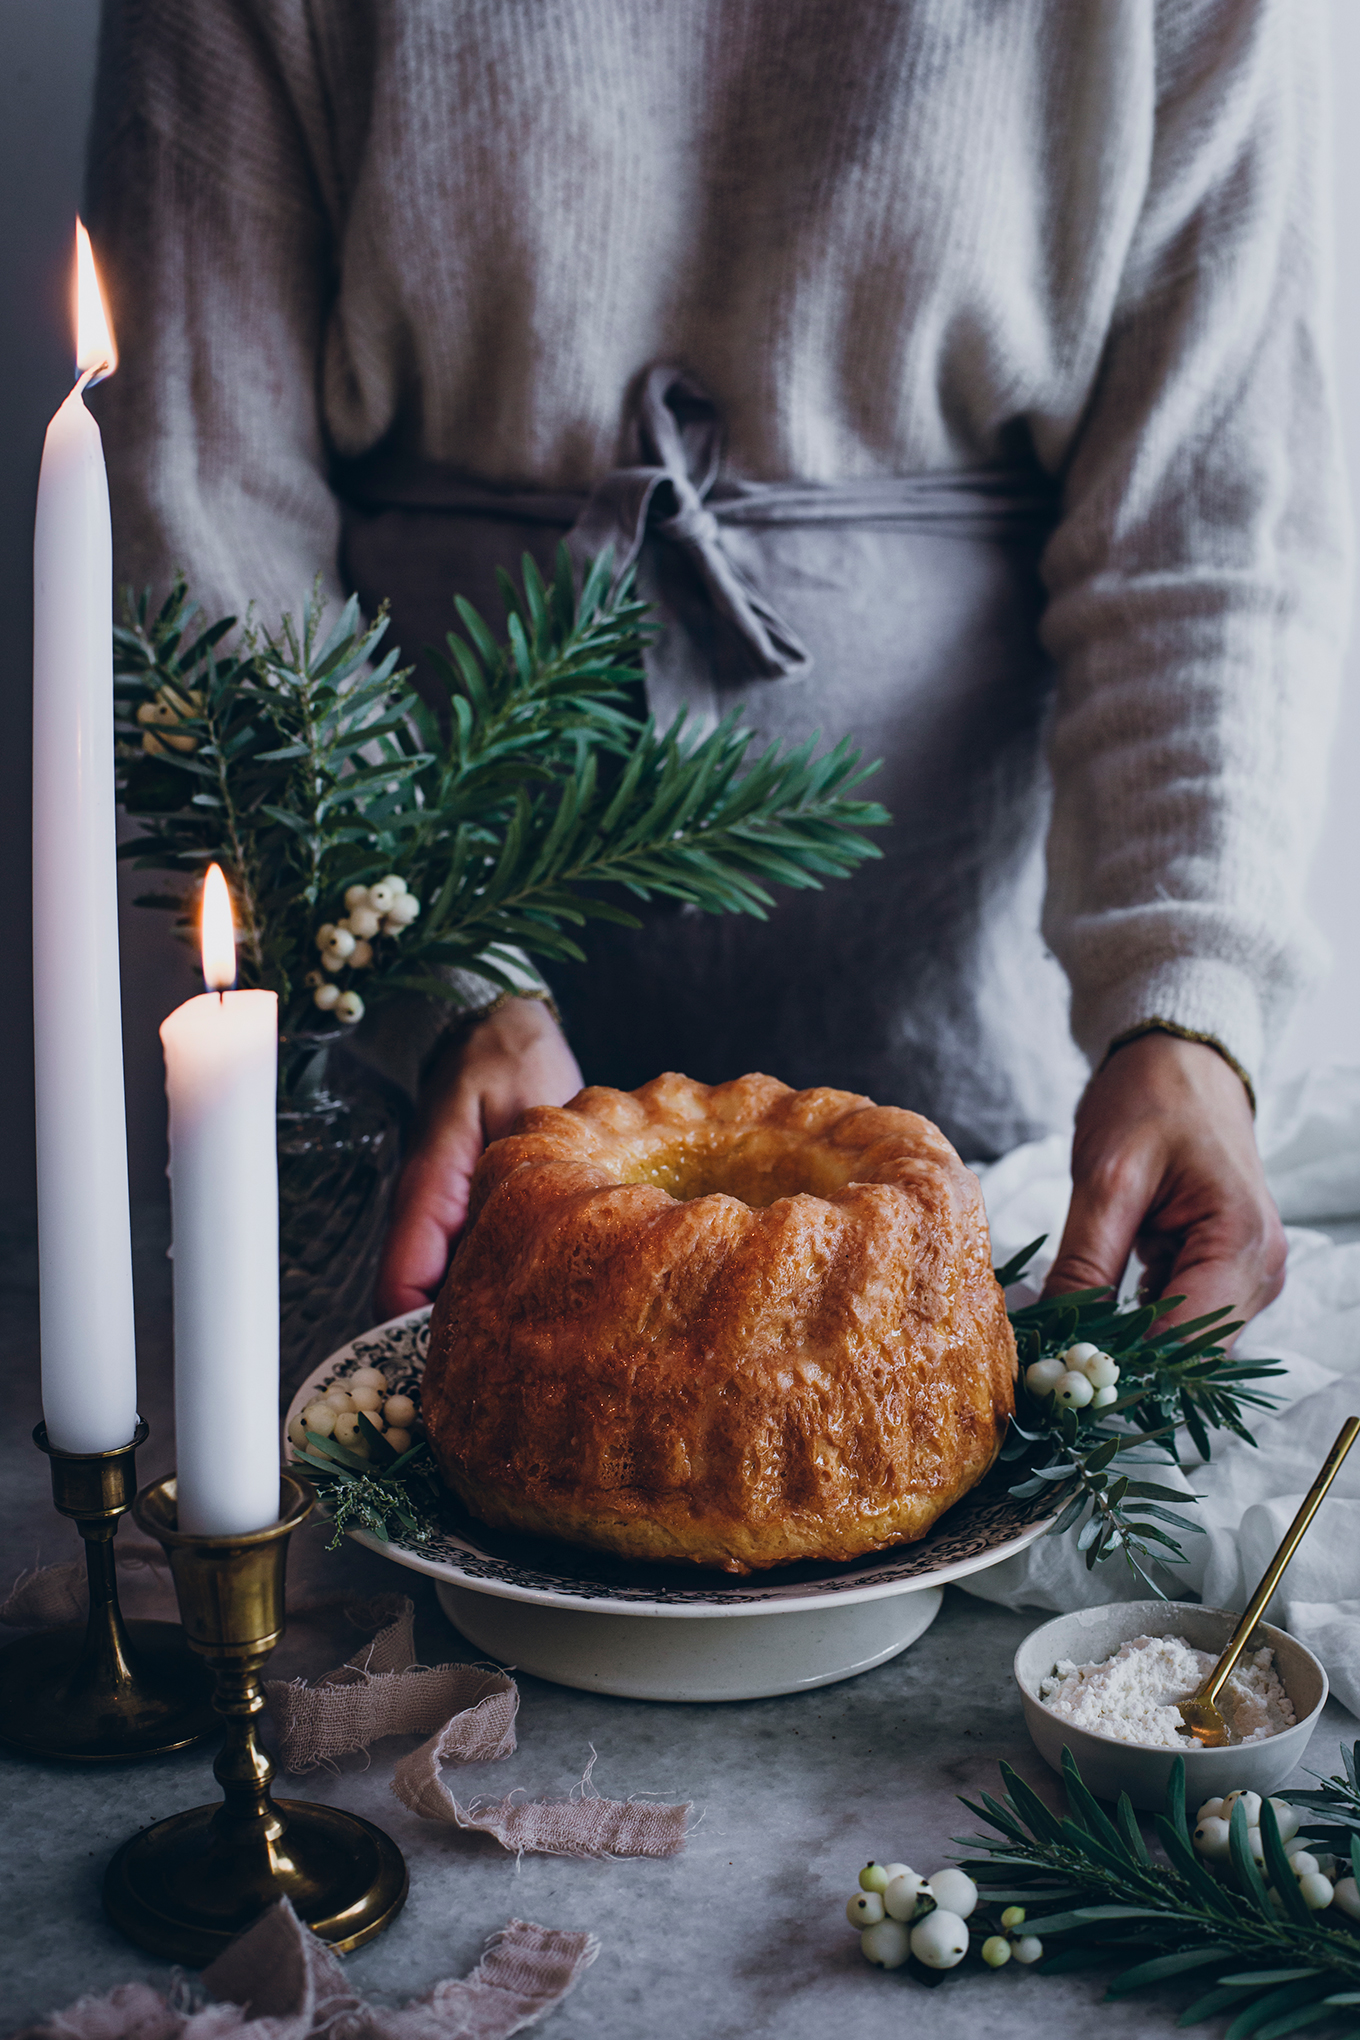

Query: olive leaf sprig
[993,1239,1286,1593]
[953,1749,1360,2034]
[1284,1745,1360,1860]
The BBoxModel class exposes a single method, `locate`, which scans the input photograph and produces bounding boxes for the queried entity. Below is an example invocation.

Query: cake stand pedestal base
[436,1582,944,1702]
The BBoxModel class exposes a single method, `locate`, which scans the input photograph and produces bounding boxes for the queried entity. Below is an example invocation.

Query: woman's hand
[375,997,583,1320]
[1043,1033,1286,1332]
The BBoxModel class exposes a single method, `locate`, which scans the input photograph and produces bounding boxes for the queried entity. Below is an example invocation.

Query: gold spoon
[1176,1415,1359,1747]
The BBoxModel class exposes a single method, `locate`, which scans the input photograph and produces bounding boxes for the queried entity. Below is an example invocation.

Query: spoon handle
[1200,1414,1360,1709]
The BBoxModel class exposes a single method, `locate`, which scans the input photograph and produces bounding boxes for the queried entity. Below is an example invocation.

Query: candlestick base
[0,1424,216,1762]
[104,1473,407,1962]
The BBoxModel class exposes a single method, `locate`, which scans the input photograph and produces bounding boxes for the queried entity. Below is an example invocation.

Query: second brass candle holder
[103,1472,408,1964]
[0,1421,216,1761]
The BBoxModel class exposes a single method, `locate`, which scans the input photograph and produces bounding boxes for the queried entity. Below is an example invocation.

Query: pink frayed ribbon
[14,1897,598,2040]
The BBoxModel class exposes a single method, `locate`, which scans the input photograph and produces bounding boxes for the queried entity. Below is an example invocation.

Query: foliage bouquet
[113,548,889,1092]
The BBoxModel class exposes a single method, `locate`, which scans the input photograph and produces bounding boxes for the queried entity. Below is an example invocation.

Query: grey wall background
[0,0,1355,1207]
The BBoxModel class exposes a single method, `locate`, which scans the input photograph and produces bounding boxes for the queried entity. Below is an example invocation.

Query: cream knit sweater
[88,0,1349,1093]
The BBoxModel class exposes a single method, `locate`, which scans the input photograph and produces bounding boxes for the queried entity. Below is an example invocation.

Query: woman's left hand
[1042,1032,1286,1333]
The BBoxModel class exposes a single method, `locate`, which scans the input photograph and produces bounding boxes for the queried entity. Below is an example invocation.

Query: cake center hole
[620,1132,858,1207]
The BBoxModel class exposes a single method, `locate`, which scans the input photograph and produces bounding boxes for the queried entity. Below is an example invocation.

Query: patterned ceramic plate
[285,1309,1060,1618]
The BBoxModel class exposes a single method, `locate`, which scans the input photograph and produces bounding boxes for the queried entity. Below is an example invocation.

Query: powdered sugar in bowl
[1014,1601,1328,1811]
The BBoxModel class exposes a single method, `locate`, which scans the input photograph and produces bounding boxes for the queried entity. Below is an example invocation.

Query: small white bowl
[1014,1601,1328,1812]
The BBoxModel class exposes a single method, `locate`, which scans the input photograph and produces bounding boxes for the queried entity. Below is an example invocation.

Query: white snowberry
[324,1388,355,1412]
[1224,1791,1262,1825]
[286,1413,309,1450]
[387,889,419,921]
[1192,1816,1232,1862]
[1287,1851,1320,1880]
[858,1863,890,1893]
[384,1428,413,1454]
[1091,1384,1119,1409]
[349,939,374,969]
[1196,1798,1226,1822]
[304,970,324,989]
[1054,1370,1094,1409]
[344,884,370,911]
[1332,1877,1360,1920]
[1247,1828,1266,1864]
[1268,1800,1301,1843]
[883,1871,926,1920]
[1025,1359,1066,1397]
[300,1400,336,1437]
[926,1869,977,1919]
[332,1411,370,1454]
[352,1366,388,1390]
[1298,1873,1335,1910]
[328,925,357,959]
[383,1394,417,1428]
[1011,1935,1044,1965]
[315,923,338,950]
[909,1910,969,1970]
[847,1891,884,1927]
[347,905,381,939]
[313,982,342,1011]
[980,1936,1012,1968]
[320,948,348,974]
[335,991,365,1023]
[1000,1906,1026,1930]
[367,880,400,912]
[1065,1342,1100,1368]
[349,1384,383,1412]
[859,1920,910,1970]
[1081,1351,1120,1389]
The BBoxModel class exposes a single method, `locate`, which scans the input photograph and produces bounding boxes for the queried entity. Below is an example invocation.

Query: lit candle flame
[200,865,237,991]
[74,219,117,384]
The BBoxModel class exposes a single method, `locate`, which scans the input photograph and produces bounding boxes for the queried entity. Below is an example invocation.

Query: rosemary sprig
[954,1749,1360,2034]
[995,1239,1286,1593]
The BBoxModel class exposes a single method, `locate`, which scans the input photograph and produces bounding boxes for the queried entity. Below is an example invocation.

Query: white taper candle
[161,868,280,1534]
[32,221,138,1454]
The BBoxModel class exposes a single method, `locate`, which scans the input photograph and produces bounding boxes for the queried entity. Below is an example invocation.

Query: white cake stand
[285,1311,1056,1702]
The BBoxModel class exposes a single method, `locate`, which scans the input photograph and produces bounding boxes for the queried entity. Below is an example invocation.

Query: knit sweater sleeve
[1037,0,1351,1093]
[84,0,530,1092]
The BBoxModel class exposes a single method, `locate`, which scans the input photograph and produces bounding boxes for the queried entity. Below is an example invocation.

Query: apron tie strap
[567,364,811,681]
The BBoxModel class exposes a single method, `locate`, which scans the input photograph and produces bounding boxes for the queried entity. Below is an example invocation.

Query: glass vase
[276,1032,405,1408]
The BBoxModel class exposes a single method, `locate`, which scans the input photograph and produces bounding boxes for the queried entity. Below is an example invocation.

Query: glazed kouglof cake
[422,1072,1017,1574]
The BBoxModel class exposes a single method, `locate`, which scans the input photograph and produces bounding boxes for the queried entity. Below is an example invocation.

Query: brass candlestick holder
[103,1472,408,1964]
[0,1421,216,1761]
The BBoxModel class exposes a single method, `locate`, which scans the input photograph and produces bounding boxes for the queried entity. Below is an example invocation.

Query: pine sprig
[114,550,889,1027]
[954,1749,1360,2035]
[998,1240,1285,1592]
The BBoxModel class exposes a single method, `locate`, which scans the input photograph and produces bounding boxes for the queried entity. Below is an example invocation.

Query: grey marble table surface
[2,1206,1355,2040]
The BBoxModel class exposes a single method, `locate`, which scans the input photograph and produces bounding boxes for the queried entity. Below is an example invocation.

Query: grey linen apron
[336,366,1086,1159]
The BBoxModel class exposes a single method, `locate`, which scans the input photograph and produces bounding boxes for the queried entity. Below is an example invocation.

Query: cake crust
[423,1072,1017,1573]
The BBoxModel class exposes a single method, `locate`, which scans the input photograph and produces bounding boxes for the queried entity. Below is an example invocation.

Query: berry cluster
[288,1366,420,1459]
[846,1860,1043,1975]
[306,875,421,1024]
[1192,1790,1360,1918]
[1024,1339,1120,1411]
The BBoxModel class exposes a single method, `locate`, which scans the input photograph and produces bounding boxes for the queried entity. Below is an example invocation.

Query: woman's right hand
[374,996,583,1320]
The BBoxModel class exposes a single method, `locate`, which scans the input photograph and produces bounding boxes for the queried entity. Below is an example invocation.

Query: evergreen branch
[997,1238,1281,1590]
[952,1750,1360,2032]
[115,550,890,1034]
[1284,1747,1360,1858]
[292,1431,446,1551]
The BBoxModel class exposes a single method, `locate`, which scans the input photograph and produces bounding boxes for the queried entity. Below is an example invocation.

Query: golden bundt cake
[422,1072,1017,1574]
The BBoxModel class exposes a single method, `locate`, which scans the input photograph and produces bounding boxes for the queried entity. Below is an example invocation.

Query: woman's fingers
[373,997,584,1320]
[1043,1034,1285,1335]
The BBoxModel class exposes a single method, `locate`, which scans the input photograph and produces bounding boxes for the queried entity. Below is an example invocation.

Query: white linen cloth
[963,1063,1360,1714]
